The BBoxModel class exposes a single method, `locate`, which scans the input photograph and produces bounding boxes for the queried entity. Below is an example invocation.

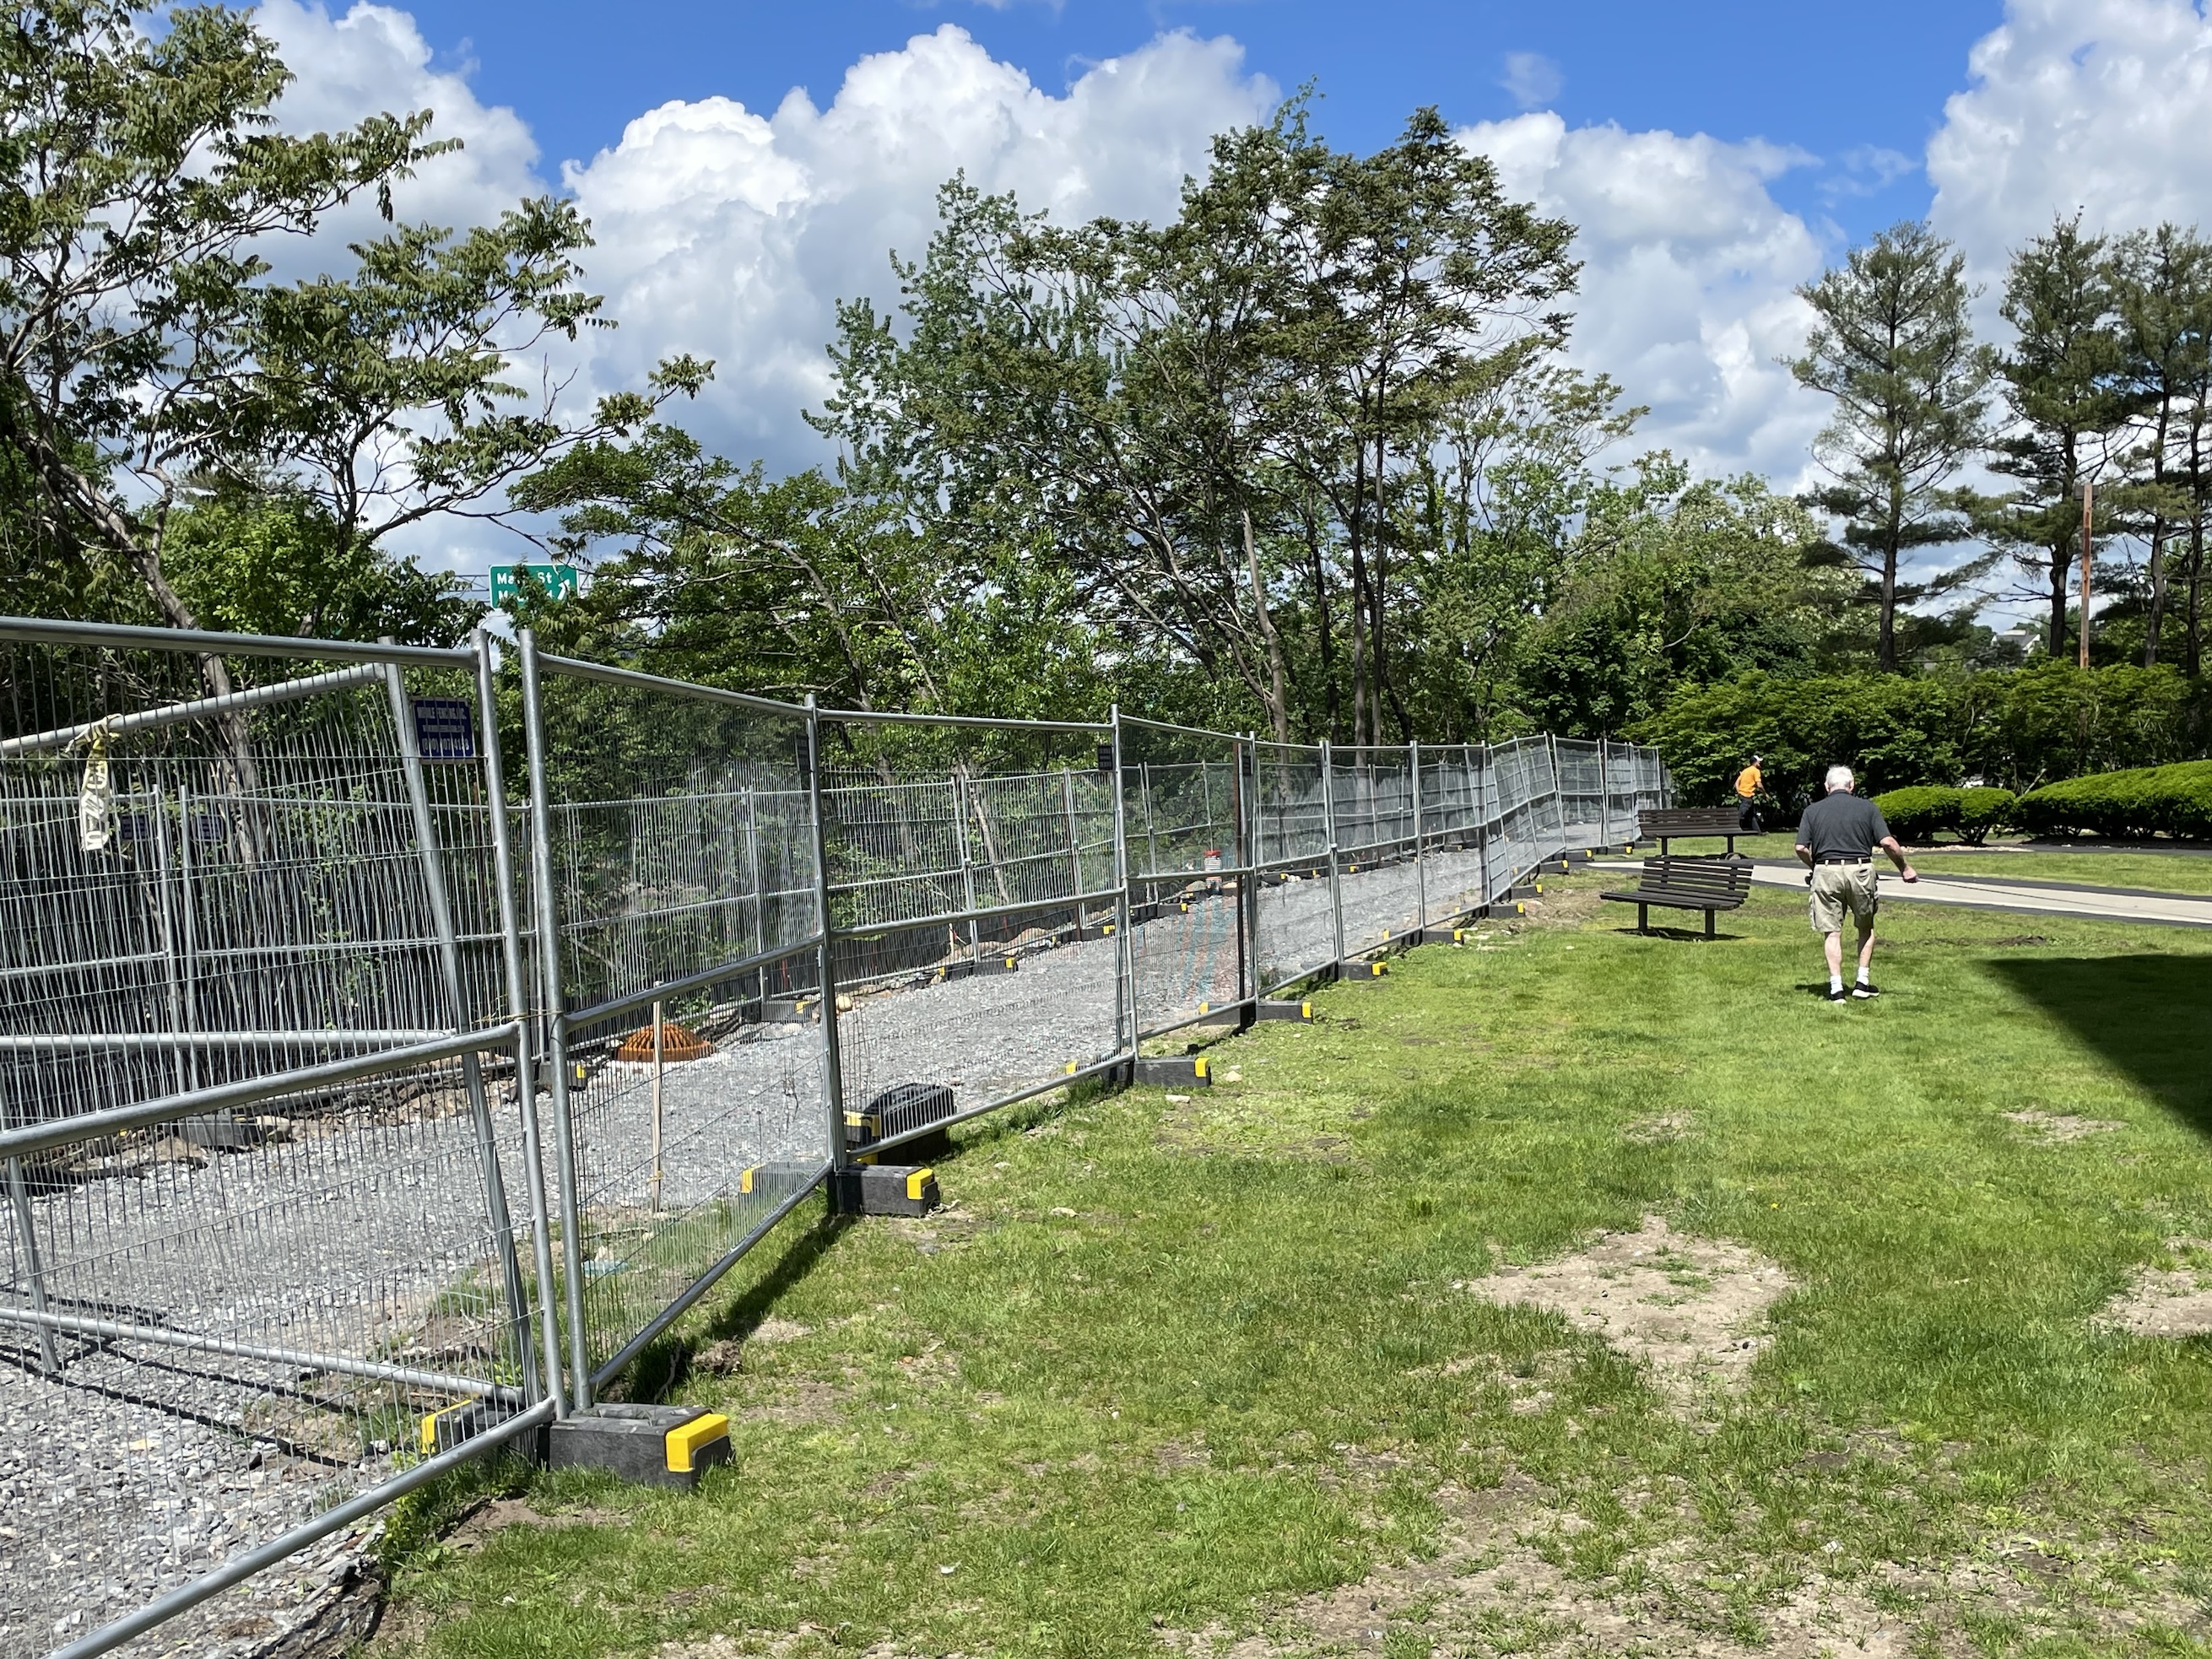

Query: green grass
[377,878,2212,1658]
[1717,830,2212,895]
[1908,850,2212,894]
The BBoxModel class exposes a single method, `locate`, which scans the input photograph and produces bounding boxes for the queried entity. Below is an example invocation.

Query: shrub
[1873,786,1963,844]
[2014,761,2212,840]
[1631,665,2210,813]
[1955,786,2016,845]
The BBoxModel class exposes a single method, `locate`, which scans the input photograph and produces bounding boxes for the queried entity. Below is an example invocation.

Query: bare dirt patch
[1166,1474,2198,1659]
[1168,1476,1907,1659]
[2001,1110,2125,1143]
[1454,1216,1793,1404]
[1517,879,1604,930]
[2098,1237,2212,1337]
[1625,1111,1694,1145]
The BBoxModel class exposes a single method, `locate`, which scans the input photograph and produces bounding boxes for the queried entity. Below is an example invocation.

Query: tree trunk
[2188,516,2204,678]
[1241,509,1290,744]
[2146,523,2168,667]
[2144,396,2175,667]
[1346,446,1369,745]
[1306,522,1338,741]
[2048,531,2072,664]
[1879,542,1899,673]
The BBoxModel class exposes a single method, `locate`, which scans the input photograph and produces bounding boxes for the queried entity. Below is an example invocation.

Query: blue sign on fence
[489,563,581,603]
[411,698,476,762]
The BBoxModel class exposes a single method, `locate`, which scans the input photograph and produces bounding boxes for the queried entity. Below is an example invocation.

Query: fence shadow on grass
[1982,954,2212,1131]
[609,1207,857,1402]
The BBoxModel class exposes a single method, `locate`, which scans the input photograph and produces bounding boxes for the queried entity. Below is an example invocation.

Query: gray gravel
[0,883,1513,1656]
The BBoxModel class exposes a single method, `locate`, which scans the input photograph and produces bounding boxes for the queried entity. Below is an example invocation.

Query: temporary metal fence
[0,616,1668,1659]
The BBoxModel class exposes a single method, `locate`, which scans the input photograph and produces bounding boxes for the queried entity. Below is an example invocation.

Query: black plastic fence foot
[830,1164,942,1217]
[1253,999,1314,1021]
[1133,1054,1212,1087]
[548,1404,730,1489]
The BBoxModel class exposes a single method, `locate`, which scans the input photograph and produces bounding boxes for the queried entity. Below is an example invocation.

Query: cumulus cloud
[256,0,542,267]
[257,10,1274,571]
[1460,113,1830,486]
[557,25,1277,467]
[1499,51,1563,111]
[1928,0,2212,286]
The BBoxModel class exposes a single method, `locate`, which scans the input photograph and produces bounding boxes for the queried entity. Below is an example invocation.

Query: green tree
[0,0,702,676]
[1983,216,2133,665]
[1789,221,1993,672]
[2109,224,2212,667]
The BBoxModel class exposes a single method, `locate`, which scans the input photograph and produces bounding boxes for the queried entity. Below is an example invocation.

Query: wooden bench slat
[1599,852,1755,936]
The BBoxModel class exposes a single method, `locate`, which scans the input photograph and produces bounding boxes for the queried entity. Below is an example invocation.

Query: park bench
[1637,806,1746,857]
[1599,855,1753,938]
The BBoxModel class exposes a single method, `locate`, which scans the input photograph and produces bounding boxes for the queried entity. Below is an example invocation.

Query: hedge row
[2013,761,2212,840]
[1869,786,2018,845]
[1632,663,2211,809]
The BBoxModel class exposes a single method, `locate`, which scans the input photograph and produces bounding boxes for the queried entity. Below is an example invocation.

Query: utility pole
[2077,476,2095,669]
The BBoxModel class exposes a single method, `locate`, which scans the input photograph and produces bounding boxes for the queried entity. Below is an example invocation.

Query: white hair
[1825,765,1855,792]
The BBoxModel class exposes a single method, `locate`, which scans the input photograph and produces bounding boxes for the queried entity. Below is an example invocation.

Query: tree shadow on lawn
[1982,953,2212,1130]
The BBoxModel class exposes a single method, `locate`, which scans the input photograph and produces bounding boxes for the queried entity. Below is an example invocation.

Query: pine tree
[1789,222,1993,672]
[2110,224,2212,667]
[1985,217,2133,663]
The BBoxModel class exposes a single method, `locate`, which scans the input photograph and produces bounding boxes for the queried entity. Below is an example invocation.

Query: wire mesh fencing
[0,615,1668,1659]
[815,713,1124,1161]
[0,623,550,1657]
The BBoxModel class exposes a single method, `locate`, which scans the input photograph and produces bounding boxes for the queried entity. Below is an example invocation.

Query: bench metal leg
[1637,903,1648,933]
[1705,908,1716,938]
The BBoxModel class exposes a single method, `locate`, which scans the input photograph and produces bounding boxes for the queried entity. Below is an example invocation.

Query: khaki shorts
[1809,862,1879,932]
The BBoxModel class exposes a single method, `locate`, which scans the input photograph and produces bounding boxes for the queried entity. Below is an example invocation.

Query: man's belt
[1816,856,1871,865]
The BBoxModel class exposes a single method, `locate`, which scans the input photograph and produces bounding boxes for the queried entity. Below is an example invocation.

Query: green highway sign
[489,563,582,603]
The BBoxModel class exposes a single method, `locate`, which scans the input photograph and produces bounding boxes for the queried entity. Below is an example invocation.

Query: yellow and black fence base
[1132,1054,1211,1089]
[548,1404,731,1490]
[830,1164,942,1218]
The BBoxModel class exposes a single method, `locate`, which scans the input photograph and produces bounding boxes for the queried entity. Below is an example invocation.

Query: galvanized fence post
[1475,745,1494,905]
[1060,766,1087,938]
[1321,739,1346,972]
[176,778,203,1090]
[380,654,535,1403]
[5,1154,58,1373]
[475,630,566,1419]
[1410,739,1426,931]
[1236,736,1256,1018]
[1108,707,1137,1067]
[951,768,982,970]
[517,629,594,1411]
[803,697,851,1183]
[147,786,191,1096]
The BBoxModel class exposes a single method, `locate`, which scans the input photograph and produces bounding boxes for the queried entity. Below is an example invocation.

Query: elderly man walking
[1794,765,1917,1002]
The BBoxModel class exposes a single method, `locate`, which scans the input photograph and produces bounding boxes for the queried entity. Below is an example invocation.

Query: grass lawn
[1712,832,2212,896]
[376,874,2212,1658]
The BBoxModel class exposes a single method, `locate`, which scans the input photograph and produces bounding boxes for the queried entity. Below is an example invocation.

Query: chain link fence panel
[1,614,1671,1659]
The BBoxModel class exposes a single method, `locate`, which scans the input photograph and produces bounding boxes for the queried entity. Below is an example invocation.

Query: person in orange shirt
[1734,754,1763,834]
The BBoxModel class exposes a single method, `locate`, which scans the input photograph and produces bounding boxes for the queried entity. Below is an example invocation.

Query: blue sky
[260,0,2212,608]
[392,0,2000,246]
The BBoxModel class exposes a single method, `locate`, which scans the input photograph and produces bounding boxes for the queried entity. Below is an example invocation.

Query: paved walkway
[1591,860,2212,929]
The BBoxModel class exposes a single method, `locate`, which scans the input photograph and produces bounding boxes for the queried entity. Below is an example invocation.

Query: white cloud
[1929,0,2212,286]
[257,11,1274,572]
[557,25,1276,468]
[1500,51,1563,111]
[1460,113,1830,486]
[256,0,542,267]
